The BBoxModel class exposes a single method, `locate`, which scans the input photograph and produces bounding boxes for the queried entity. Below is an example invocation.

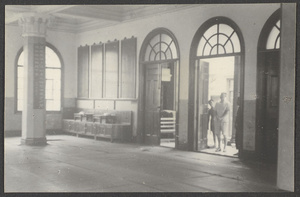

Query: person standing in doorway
[207,99,216,148]
[214,92,230,152]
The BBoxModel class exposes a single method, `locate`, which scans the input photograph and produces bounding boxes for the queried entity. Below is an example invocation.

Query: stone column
[277,3,296,192]
[18,14,53,145]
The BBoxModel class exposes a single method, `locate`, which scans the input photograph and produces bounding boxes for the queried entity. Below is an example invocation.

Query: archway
[138,28,180,147]
[188,17,245,157]
[256,9,281,163]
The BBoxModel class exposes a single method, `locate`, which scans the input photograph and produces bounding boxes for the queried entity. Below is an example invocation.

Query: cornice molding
[6,5,201,34]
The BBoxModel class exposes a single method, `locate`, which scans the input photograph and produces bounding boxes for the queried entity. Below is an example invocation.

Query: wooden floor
[5,135,279,192]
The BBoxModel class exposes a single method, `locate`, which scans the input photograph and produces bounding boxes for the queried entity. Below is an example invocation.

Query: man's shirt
[215,101,230,123]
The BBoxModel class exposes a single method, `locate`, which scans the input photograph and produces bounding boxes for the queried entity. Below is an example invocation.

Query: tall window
[17,45,62,111]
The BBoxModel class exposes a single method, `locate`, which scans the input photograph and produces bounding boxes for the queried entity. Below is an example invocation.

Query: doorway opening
[188,17,244,158]
[195,56,240,157]
[144,61,178,148]
[256,9,281,163]
[139,28,180,148]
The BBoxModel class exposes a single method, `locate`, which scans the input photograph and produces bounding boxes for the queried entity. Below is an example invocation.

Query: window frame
[141,30,179,63]
[15,43,64,114]
[195,22,241,58]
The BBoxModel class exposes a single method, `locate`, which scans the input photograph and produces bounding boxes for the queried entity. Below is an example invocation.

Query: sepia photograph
[4,2,296,193]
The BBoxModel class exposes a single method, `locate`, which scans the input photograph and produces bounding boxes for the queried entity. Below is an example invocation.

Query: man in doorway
[214,92,230,152]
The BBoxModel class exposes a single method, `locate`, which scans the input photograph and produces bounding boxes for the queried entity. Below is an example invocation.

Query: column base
[21,137,47,146]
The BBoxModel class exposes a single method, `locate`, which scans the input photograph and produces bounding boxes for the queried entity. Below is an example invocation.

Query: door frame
[139,60,180,146]
[188,17,245,152]
[137,28,180,147]
[193,55,242,152]
[256,9,281,161]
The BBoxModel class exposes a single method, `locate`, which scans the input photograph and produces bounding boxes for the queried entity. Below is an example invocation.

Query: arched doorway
[138,28,180,147]
[188,17,245,157]
[256,9,281,163]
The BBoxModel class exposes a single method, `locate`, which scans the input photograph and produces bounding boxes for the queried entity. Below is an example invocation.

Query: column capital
[18,13,55,37]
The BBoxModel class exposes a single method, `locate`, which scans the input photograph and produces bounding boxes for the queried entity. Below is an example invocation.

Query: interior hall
[4,3,296,193]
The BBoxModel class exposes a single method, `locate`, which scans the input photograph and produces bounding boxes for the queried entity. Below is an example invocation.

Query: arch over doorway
[256,9,281,162]
[188,17,245,153]
[138,28,180,147]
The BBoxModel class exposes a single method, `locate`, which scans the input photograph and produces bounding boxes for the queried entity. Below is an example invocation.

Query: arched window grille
[144,33,178,61]
[266,20,281,50]
[197,23,241,57]
[17,45,62,111]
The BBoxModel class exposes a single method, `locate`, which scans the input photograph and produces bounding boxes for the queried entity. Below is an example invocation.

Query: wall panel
[104,41,119,98]
[91,44,103,98]
[121,37,136,98]
[77,46,89,98]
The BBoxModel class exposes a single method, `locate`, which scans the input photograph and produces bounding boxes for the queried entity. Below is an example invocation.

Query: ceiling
[5,5,198,33]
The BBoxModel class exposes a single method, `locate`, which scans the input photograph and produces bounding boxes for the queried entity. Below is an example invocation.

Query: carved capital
[18,13,55,37]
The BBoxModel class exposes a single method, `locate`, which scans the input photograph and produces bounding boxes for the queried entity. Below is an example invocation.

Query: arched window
[143,32,178,62]
[196,22,241,57]
[16,45,62,111]
[266,20,281,49]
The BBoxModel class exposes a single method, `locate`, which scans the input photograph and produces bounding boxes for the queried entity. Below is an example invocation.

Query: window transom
[144,33,178,62]
[197,23,241,57]
[266,20,281,50]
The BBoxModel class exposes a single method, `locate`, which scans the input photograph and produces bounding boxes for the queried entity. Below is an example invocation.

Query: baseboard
[5,130,64,137]
[46,130,65,135]
[21,137,47,146]
[4,130,21,137]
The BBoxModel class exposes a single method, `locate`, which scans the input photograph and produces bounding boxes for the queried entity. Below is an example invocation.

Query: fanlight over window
[197,23,241,57]
[266,20,280,50]
[144,33,178,61]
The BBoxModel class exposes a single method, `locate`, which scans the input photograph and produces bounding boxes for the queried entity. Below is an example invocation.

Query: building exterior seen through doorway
[196,56,240,157]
